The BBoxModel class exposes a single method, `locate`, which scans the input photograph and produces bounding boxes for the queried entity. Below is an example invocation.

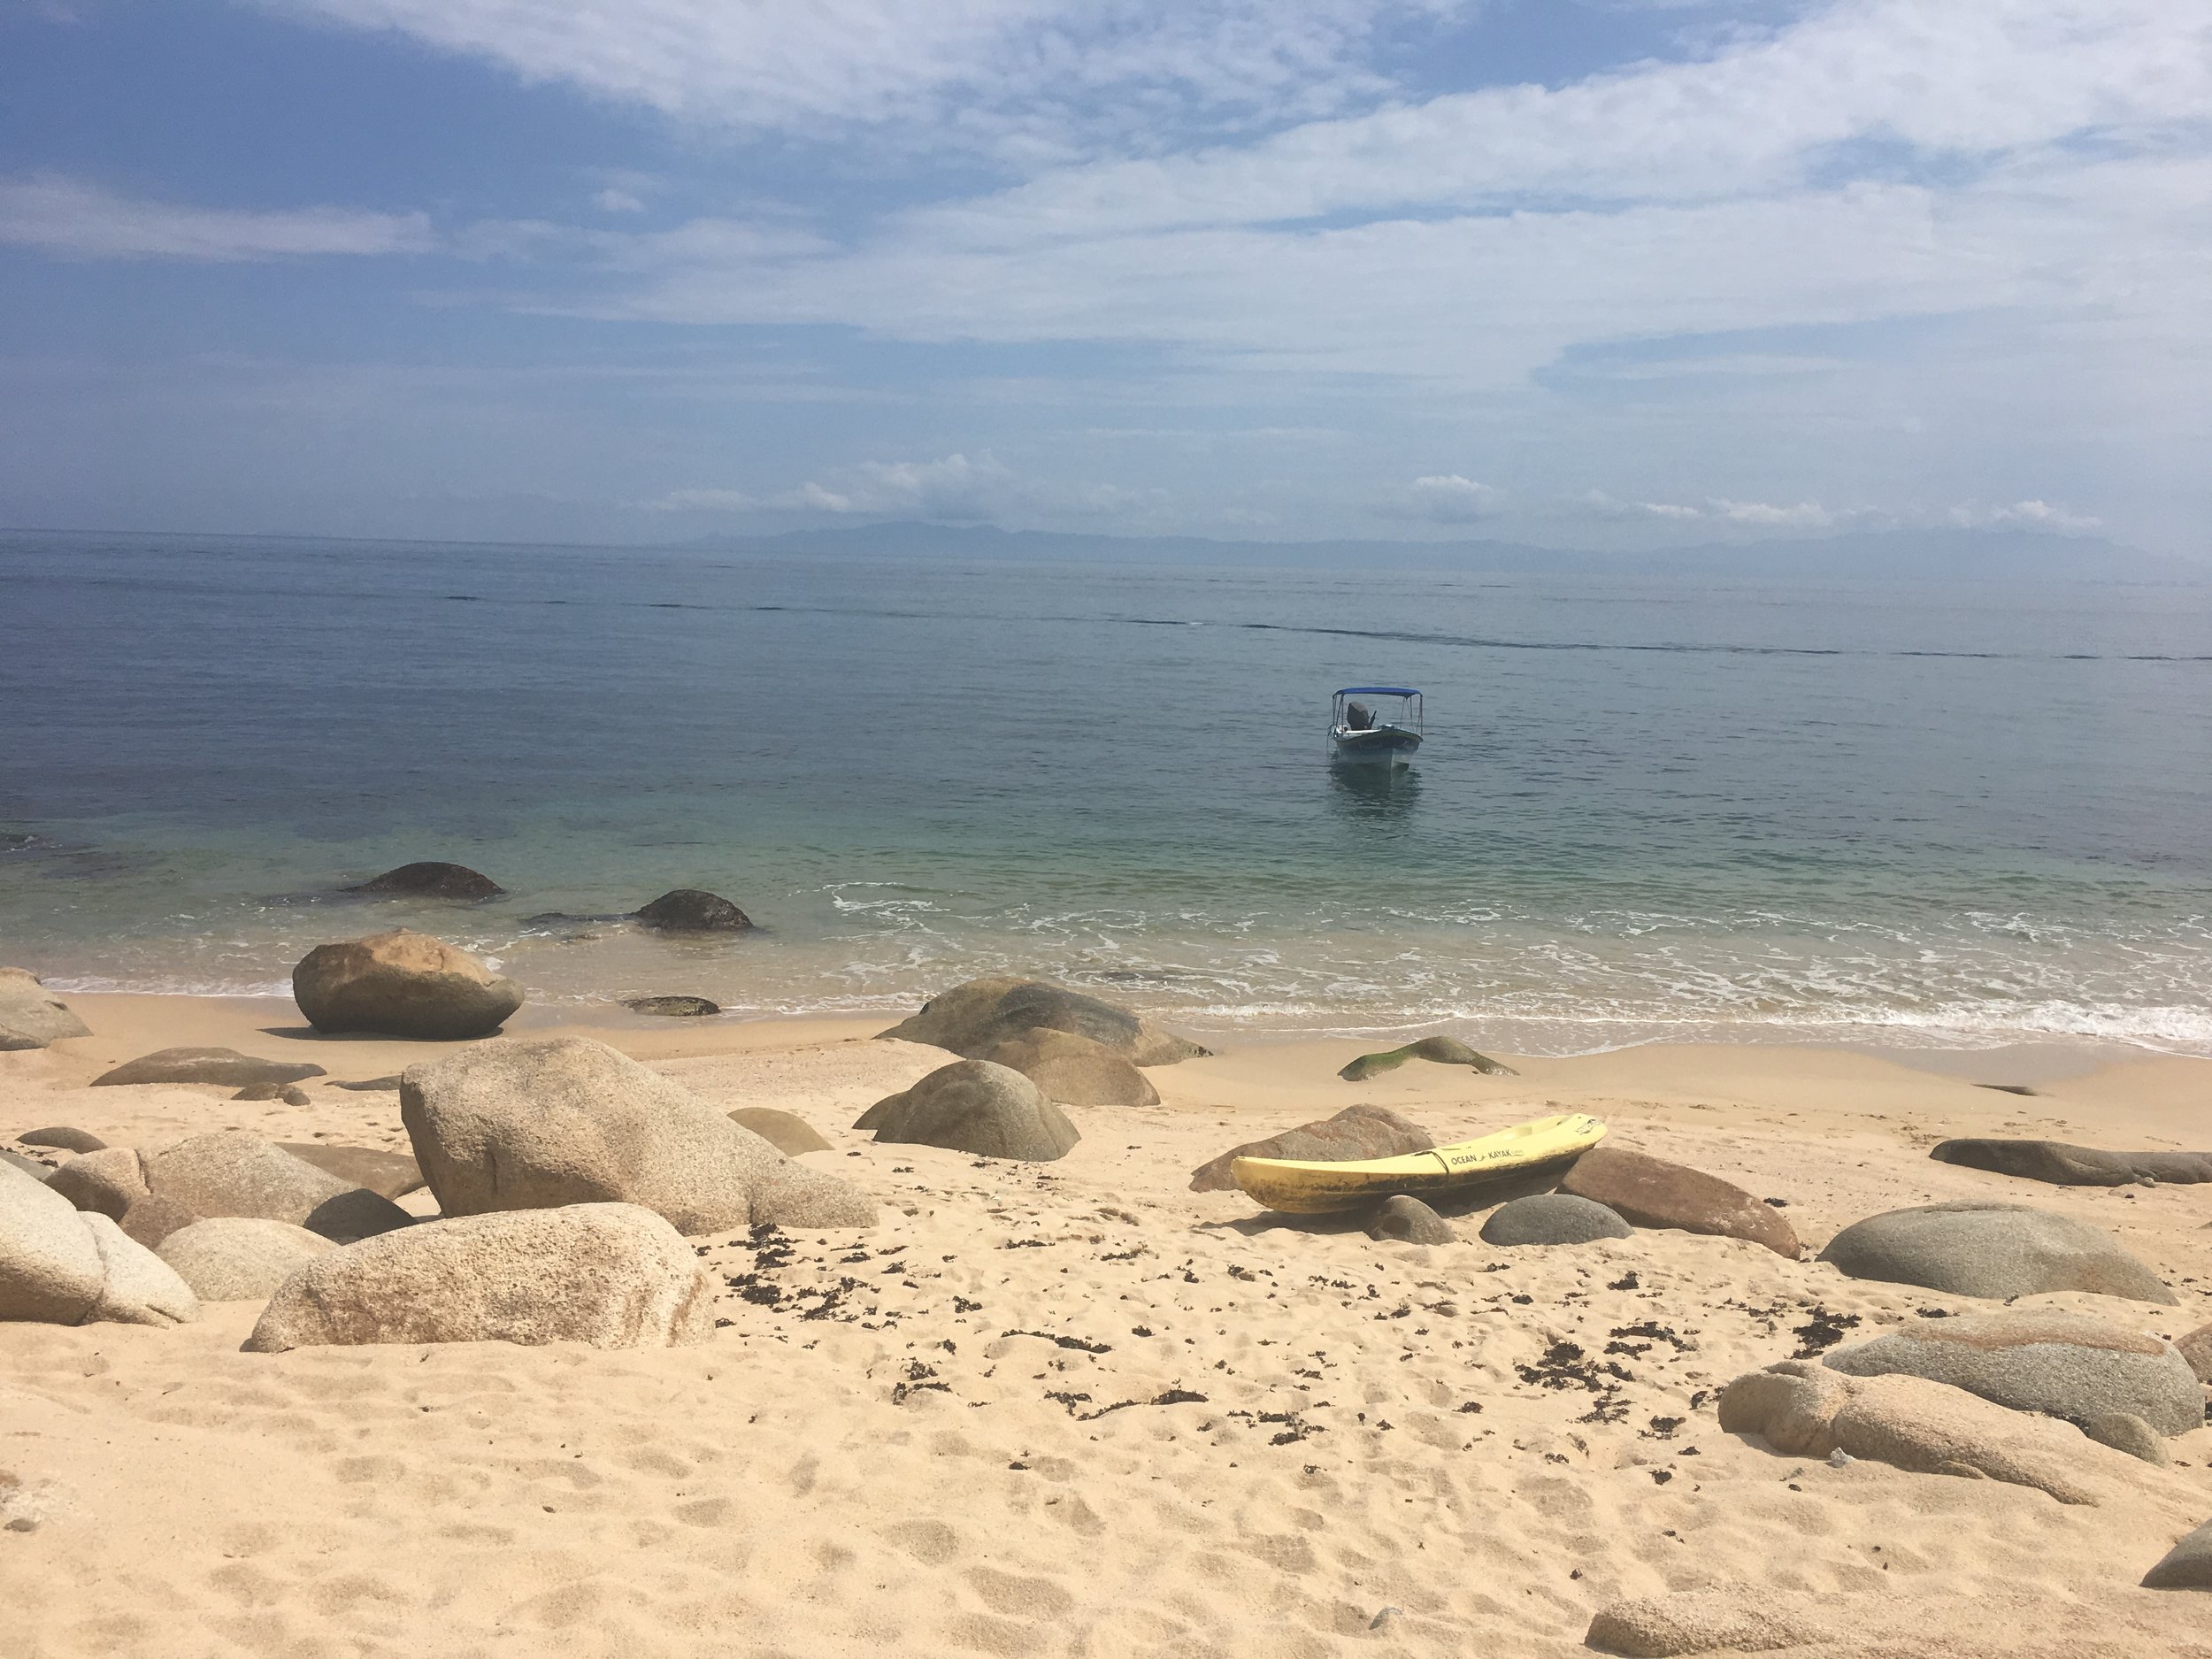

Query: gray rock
[1932,1138,2212,1187]
[2083,1411,2171,1466]
[980,1027,1158,1107]
[1818,1201,2176,1304]
[1189,1105,1434,1194]
[856,1060,1080,1163]
[292,929,523,1041]
[1479,1193,1633,1247]
[157,1217,336,1302]
[2176,1322,2212,1383]
[1338,1035,1516,1081]
[726,1109,833,1156]
[403,1035,872,1234]
[634,889,753,932]
[1,1158,106,1322]
[879,976,1209,1067]
[2,1148,53,1180]
[142,1132,412,1243]
[346,861,504,901]
[276,1142,425,1199]
[45,1147,148,1220]
[1559,1145,1800,1258]
[116,1194,199,1249]
[2144,1518,2212,1590]
[19,1126,106,1153]
[80,1213,198,1326]
[232,1081,313,1105]
[244,1203,714,1352]
[1366,1194,1455,1244]
[92,1048,326,1089]
[0,967,91,1051]
[625,995,721,1018]
[1824,1310,2201,1435]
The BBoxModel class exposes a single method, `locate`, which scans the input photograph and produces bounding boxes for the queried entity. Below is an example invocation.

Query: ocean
[4,529,2209,1053]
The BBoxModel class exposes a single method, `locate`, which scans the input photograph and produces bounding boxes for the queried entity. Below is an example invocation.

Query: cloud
[1394,473,1505,521]
[0,173,434,260]
[1949,499,2103,531]
[649,452,1162,522]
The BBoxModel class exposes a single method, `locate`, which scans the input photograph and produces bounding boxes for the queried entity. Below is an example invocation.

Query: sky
[0,0,2207,553]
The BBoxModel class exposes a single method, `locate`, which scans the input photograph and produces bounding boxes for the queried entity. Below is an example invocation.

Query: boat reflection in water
[1328,756,1421,822]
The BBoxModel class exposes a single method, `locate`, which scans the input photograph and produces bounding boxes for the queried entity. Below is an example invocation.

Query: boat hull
[1231,1112,1607,1213]
[1329,726,1422,765]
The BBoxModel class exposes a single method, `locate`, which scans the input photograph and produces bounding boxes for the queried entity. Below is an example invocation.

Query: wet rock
[1932,1138,2212,1187]
[726,1109,833,1156]
[403,1035,872,1234]
[1337,1034,1516,1081]
[92,1048,326,1090]
[1818,1201,2175,1304]
[0,967,90,1051]
[1365,1194,1455,1244]
[2143,1518,2212,1590]
[142,1132,412,1243]
[633,889,753,933]
[1189,1105,1434,1194]
[292,929,522,1041]
[856,1060,1079,1163]
[232,1081,312,1105]
[45,1147,148,1221]
[879,976,1209,1067]
[276,1143,424,1200]
[157,1217,336,1302]
[245,1203,714,1352]
[345,862,505,901]
[1824,1310,2202,1436]
[981,1027,1158,1107]
[624,995,721,1018]
[1558,1145,1800,1259]
[17,1126,105,1153]
[1479,1193,1633,1247]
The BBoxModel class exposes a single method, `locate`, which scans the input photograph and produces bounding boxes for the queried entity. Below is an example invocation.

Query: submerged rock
[1558,1145,1800,1259]
[880,976,1209,1067]
[1818,1201,2175,1303]
[292,929,523,1041]
[346,862,505,901]
[1189,1105,1434,1194]
[1338,1035,1516,1081]
[856,1060,1080,1163]
[0,967,90,1052]
[634,889,753,933]
[93,1047,325,1090]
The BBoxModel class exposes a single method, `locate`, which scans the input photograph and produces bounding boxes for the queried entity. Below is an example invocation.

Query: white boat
[1330,686,1423,765]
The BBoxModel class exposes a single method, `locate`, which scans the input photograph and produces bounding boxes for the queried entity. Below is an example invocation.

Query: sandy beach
[4,992,2208,1658]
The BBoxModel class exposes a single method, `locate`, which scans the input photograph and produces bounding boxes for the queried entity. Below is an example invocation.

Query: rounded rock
[1479,1193,1633,1247]
[1818,1201,2175,1304]
[157,1217,337,1302]
[292,929,523,1041]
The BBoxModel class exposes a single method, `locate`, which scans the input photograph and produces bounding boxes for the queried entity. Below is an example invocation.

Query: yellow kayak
[1231,1112,1607,1214]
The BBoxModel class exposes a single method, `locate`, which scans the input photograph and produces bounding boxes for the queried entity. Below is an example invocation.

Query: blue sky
[1,0,2206,552]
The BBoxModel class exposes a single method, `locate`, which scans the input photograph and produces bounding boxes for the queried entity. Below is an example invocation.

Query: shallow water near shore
[4,529,2209,1053]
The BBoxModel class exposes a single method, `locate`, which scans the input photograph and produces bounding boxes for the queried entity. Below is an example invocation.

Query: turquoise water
[4,531,2209,1051]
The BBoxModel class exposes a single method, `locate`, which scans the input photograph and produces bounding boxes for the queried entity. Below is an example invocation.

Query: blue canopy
[1335,686,1420,698]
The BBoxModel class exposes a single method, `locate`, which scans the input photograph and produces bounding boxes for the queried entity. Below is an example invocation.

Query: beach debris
[157,1217,335,1302]
[726,1108,833,1156]
[633,887,754,933]
[344,861,504,901]
[115,1193,199,1248]
[0,967,90,1052]
[244,1202,713,1352]
[45,1146,148,1220]
[2143,1517,2212,1590]
[1188,1105,1434,1194]
[1365,1194,1455,1243]
[18,1125,106,1154]
[856,1060,1080,1163]
[1818,1200,2176,1304]
[1479,1193,1632,1247]
[1559,1146,1801,1259]
[275,1142,424,1199]
[625,995,722,1017]
[1931,1137,2212,1187]
[403,1034,873,1234]
[92,1047,326,1089]
[1822,1309,2202,1438]
[3,1160,198,1326]
[142,1131,412,1243]
[878,975,1210,1066]
[981,1027,1159,1107]
[2175,1323,2212,1383]
[1586,1589,1839,1657]
[231,1080,311,1104]
[1337,1034,1516,1081]
[292,928,523,1040]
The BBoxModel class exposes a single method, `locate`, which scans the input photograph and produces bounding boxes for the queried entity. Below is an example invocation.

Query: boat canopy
[1334,686,1420,698]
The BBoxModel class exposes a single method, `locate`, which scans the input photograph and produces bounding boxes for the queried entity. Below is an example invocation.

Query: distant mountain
[679,521,2207,583]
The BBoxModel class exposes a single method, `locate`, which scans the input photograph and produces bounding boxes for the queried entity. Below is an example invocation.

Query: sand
[4,995,2210,1657]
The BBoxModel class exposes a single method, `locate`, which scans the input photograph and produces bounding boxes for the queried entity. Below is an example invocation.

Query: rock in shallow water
[345,861,504,901]
[1188,1105,1434,1194]
[1559,1145,1800,1258]
[292,929,523,1041]
[856,1060,1079,1163]
[633,889,752,933]
[1479,1193,1632,1247]
[879,976,1209,1067]
[624,995,721,1018]
[1818,1200,2175,1303]
[0,967,90,1052]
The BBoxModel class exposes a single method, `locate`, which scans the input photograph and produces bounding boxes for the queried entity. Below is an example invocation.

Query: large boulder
[1824,1310,2202,1437]
[855,1060,1079,1163]
[244,1203,714,1352]
[1558,1145,1800,1259]
[1337,1035,1516,1081]
[402,1036,872,1234]
[2144,1519,2212,1591]
[276,1142,424,1200]
[46,1147,148,1220]
[1365,1194,1455,1244]
[2,1162,197,1326]
[292,929,523,1040]
[726,1109,833,1156]
[1479,1193,1633,1247]
[1189,1105,1435,1194]
[980,1028,1158,1107]
[879,977,1209,1067]
[92,1047,326,1089]
[157,1217,336,1301]
[1932,1138,2212,1187]
[1818,1201,2175,1304]
[346,861,504,900]
[142,1132,413,1243]
[634,889,753,933]
[0,967,90,1051]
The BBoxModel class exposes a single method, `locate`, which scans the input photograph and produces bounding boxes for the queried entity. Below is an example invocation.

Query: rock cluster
[293,929,523,1040]
[2,1160,199,1326]
[142,1133,413,1242]
[856,1060,1080,1162]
